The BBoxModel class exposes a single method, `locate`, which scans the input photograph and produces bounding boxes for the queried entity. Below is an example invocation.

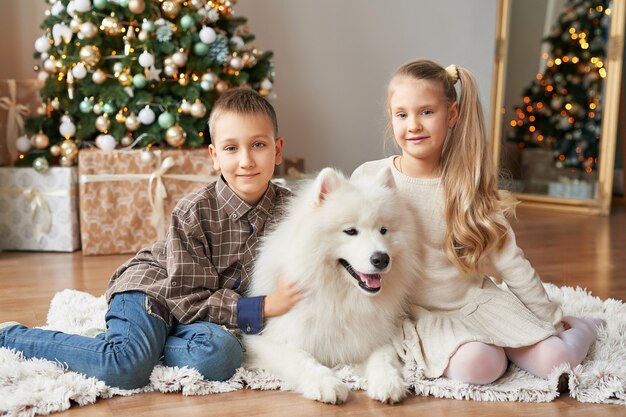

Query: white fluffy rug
[0,284,624,416]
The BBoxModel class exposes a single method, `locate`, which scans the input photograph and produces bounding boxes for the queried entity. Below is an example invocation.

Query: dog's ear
[374,167,396,189]
[313,167,342,205]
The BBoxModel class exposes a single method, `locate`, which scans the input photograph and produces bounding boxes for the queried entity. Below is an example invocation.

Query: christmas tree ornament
[51,1,65,16]
[215,80,229,93]
[138,30,149,41]
[52,23,73,45]
[190,100,207,118]
[140,148,154,164]
[115,111,127,123]
[35,36,52,53]
[16,135,33,153]
[92,103,102,114]
[141,19,155,32]
[161,1,181,19]
[59,120,77,138]
[230,36,244,50]
[180,99,192,114]
[33,157,50,173]
[145,65,162,81]
[138,50,155,68]
[93,0,107,10]
[180,15,195,30]
[199,26,216,44]
[230,56,243,70]
[70,18,82,34]
[165,124,187,147]
[51,97,61,110]
[101,16,123,36]
[172,51,188,67]
[43,58,58,73]
[79,98,94,113]
[30,130,50,149]
[125,113,140,130]
[79,45,101,67]
[92,69,107,84]
[66,72,76,99]
[102,103,115,114]
[200,79,213,91]
[50,144,61,157]
[118,72,132,86]
[158,111,175,129]
[138,106,156,125]
[80,21,98,38]
[96,134,117,151]
[120,136,133,146]
[164,64,177,76]
[193,42,209,56]
[37,103,47,116]
[59,155,74,166]
[38,71,49,82]
[95,115,110,132]
[71,63,88,79]
[128,0,146,14]
[74,0,92,13]
[60,140,78,159]
[261,78,273,90]
[132,73,147,88]
[178,75,190,86]
[112,62,124,74]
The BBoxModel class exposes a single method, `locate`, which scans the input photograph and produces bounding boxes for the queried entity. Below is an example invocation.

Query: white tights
[443,316,604,384]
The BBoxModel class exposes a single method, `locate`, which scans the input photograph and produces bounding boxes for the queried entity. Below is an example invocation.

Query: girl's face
[389,77,458,177]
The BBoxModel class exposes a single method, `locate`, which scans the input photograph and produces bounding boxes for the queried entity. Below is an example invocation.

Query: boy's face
[209,111,283,205]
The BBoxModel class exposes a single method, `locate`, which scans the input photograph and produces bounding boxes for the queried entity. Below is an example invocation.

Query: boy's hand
[263,278,303,319]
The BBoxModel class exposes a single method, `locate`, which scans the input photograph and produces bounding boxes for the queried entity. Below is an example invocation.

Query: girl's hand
[263,278,303,319]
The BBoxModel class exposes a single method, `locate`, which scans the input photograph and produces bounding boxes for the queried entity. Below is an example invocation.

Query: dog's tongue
[358,272,381,289]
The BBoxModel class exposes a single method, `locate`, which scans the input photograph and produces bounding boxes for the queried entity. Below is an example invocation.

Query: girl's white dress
[352,156,562,378]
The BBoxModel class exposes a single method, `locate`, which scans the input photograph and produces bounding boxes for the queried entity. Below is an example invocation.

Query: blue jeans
[0,291,243,389]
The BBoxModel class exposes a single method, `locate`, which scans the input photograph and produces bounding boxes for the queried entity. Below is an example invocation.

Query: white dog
[244,167,420,404]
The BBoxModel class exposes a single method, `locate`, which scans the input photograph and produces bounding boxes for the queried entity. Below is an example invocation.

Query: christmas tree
[506,0,610,173]
[17,0,275,171]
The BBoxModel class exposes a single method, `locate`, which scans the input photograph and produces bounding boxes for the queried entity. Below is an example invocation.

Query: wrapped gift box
[78,148,218,255]
[0,167,80,251]
[0,79,43,166]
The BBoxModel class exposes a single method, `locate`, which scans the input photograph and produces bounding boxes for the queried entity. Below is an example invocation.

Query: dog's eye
[343,228,358,236]
[380,227,387,235]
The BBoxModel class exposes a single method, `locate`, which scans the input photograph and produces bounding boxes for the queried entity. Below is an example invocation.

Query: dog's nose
[370,252,390,270]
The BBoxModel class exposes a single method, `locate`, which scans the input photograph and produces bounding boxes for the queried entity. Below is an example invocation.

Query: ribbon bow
[21,187,52,242]
[148,156,176,241]
[0,80,32,160]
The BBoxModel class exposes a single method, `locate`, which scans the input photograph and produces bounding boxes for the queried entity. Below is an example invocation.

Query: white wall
[1,0,499,174]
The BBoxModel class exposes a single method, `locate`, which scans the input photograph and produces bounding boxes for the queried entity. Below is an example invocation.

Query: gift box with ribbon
[0,167,80,251]
[78,148,218,255]
[0,79,42,166]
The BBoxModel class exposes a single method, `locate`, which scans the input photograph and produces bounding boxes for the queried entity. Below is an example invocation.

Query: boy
[0,88,301,389]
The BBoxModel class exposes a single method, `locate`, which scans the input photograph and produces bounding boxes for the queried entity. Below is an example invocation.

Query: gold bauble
[32,132,50,149]
[178,76,190,87]
[125,113,140,131]
[115,112,127,123]
[59,155,74,167]
[120,136,133,147]
[101,16,123,36]
[128,0,146,14]
[165,124,187,147]
[59,140,78,159]
[50,144,61,156]
[79,45,101,68]
[190,100,207,118]
[37,103,47,116]
[95,115,110,132]
[161,1,181,18]
[215,80,229,94]
[118,72,132,86]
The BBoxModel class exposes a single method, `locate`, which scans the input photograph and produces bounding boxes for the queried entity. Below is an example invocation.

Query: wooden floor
[1,205,625,416]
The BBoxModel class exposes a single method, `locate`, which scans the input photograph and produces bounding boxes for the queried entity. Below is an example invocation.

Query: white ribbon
[0,186,70,242]
[0,80,32,160]
[79,154,216,240]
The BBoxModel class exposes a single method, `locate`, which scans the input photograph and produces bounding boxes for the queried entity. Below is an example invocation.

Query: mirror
[490,0,625,215]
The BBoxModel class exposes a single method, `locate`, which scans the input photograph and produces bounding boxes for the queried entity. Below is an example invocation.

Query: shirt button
[246,324,251,333]
[171,281,177,287]
[231,213,237,219]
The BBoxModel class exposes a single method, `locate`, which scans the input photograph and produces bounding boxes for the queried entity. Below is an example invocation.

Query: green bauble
[193,42,209,56]
[79,99,93,113]
[133,73,147,88]
[102,103,116,114]
[142,19,155,32]
[33,157,49,173]
[200,80,213,91]
[158,111,175,129]
[93,0,107,10]
[180,15,195,29]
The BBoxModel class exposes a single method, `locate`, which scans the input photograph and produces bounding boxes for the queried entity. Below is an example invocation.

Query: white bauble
[93,103,102,114]
[96,134,117,151]
[80,21,98,38]
[66,0,76,15]
[261,78,273,90]
[43,58,57,73]
[230,56,243,70]
[138,51,155,68]
[138,105,155,125]
[16,135,33,153]
[60,115,72,124]
[190,100,206,118]
[138,30,148,41]
[72,63,87,79]
[70,18,82,33]
[59,121,77,138]
[74,0,91,13]
[35,36,51,53]
[40,52,49,61]
[38,71,49,82]
[92,69,107,84]
[202,72,217,82]
[180,99,192,114]
[230,36,244,50]
[51,1,65,16]
[172,51,188,67]
[140,149,154,164]
[164,64,177,76]
[199,26,216,44]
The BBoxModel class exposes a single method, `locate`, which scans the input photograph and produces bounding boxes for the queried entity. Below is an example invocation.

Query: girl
[352,60,604,384]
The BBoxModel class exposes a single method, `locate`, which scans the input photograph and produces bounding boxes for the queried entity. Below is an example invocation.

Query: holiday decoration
[19,0,275,168]
[0,167,80,251]
[78,148,217,255]
[506,0,610,173]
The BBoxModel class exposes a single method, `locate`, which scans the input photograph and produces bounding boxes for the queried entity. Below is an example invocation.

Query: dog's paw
[300,374,349,404]
[366,372,407,404]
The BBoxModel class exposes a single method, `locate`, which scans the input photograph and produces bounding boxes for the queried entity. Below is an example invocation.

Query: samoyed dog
[244,167,420,404]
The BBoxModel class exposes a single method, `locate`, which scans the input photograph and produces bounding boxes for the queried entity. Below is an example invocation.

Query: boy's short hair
[208,88,279,140]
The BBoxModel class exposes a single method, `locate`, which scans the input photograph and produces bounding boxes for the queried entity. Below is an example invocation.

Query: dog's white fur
[244,167,420,404]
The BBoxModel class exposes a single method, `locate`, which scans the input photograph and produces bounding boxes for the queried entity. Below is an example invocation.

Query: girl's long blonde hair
[390,60,516,275]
